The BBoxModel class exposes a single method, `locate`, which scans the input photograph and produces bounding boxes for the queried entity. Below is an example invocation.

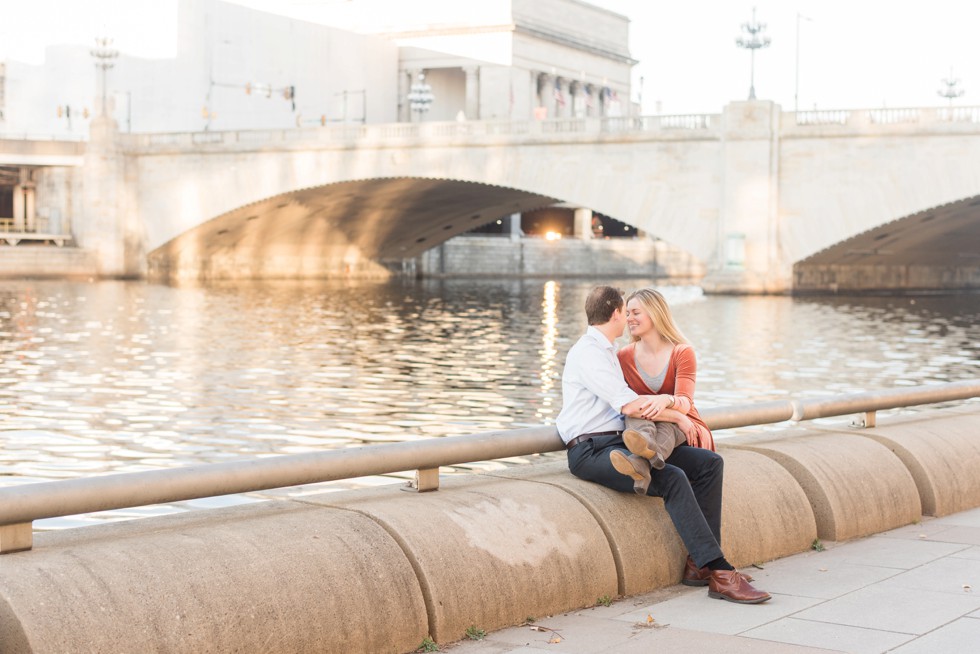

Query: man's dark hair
[585,286,623,325]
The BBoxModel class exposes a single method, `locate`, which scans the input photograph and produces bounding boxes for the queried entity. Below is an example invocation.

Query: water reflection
[0,279,977,526]
[537,280,560,420]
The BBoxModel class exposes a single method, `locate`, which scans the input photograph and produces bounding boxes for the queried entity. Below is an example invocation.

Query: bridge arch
[147,178,559,282]
[793,195,980,292]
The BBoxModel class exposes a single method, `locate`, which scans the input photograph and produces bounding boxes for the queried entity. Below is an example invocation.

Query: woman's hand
[638,394,675,420]
[678,416,697,445]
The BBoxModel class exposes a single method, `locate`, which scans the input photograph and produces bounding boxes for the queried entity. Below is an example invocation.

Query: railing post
[0,522,33,553]
[851,410,877,428]
[407,468,440,493]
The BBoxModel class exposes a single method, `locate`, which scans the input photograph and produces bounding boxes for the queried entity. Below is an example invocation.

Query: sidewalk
[444,506,980,654]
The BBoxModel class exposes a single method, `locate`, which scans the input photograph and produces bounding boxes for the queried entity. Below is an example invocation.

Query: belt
[565,430,622,449]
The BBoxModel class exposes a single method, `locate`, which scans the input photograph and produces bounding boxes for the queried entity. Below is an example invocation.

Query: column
[463,66,479,120]
[701,100,788,293]
[573,208,593,240]
[505,212,522,241]
[406,69,421,123]
[398,69,414,122]
[535,73,551,119]
[569,81,582,118]
[25,186,36,232]
[12,184,24,232]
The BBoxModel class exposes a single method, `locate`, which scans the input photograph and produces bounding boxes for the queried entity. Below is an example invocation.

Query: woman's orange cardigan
[617,342,715,452]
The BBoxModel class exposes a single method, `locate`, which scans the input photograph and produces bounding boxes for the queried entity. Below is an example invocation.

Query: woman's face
[625,298,655,338]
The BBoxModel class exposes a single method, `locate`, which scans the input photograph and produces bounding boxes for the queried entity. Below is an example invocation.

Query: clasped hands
[636,393,674,419]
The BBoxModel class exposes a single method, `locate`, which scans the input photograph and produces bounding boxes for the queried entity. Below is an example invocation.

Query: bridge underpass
[794,195,980,293]
[147,178,558,282]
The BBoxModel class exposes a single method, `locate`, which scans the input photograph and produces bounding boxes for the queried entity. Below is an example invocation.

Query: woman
[607,288,715,491]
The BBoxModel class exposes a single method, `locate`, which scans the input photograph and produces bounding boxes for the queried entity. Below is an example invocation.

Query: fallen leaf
[919,534,927,539]
[818,568,828,572]
[548,636,562,644]
[647,614,654,624]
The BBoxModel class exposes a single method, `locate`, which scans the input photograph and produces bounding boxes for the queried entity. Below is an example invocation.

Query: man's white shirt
[556,326,639,444]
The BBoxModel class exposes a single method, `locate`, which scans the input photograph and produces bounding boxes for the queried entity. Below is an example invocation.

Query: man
[556,285,770,604]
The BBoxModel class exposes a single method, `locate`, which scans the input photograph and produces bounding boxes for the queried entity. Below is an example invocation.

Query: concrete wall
[416,235,706,279]
[0,247,95,279]
[0,404,978,652]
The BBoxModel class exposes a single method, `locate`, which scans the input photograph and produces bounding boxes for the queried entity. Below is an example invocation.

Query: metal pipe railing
[793,381,980,420]
[0,380,977,552]
[0,426,560,527]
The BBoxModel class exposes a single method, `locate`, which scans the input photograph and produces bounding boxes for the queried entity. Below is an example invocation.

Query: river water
[1,278,978,526]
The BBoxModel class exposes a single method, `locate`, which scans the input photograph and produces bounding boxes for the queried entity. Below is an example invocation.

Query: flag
[554,80,565,106]
[584,85,594,108]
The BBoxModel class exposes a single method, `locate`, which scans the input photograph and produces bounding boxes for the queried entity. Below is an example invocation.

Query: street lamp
[735,7,771,100]
[938,68,965,108]
[90,36,119,117]
[407,72,434,119]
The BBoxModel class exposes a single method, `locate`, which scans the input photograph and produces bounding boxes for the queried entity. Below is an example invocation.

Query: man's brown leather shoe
[609,450,651,495]
[681,556,711,586]
[707,570,771,604]
[682,556,753,586]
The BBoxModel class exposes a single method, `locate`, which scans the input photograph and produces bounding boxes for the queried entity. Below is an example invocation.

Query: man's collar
[586,325,615,348]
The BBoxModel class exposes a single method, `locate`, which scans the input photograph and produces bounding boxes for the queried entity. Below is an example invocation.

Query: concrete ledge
[485,460,686,596]
[1,406,978,652]
[0,501,428,654]
[855,405,980,516]
[728,432,922,541]
[305,475,617,643]
[716,448,817,567]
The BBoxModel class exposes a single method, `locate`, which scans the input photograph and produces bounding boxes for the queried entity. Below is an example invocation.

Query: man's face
[612,306,628,334]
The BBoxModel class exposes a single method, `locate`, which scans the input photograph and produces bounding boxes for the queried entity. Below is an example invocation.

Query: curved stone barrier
[715,448,817,567]
[728,432,922,541]
[855,405,980,516]
[304,475,617,645]
[485,460,687,596]
[0,501,429,654]
[0,405,977,653]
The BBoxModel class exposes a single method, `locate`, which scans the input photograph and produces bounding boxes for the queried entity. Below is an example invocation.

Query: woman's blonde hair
[624,288,689,345]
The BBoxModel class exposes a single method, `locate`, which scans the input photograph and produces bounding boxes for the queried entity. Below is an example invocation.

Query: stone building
[0,0,634,136]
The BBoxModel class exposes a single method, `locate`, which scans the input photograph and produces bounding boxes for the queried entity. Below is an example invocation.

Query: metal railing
[0,380,977,553]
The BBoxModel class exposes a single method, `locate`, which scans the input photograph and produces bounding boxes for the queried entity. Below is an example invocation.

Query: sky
[1,0,977,116]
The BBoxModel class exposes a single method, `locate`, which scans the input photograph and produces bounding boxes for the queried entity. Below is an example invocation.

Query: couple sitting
[556,286,770,605]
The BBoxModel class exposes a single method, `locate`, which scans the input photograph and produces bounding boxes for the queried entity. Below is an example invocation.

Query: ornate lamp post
[735,8,771,100]
[90,36,119,117]
[938,68,965,107]
[406,72,434,120]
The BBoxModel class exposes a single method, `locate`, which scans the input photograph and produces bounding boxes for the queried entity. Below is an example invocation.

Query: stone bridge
[7,100,980,291]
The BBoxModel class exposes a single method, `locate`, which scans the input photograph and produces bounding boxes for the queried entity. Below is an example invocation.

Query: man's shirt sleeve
[576,340,639,412]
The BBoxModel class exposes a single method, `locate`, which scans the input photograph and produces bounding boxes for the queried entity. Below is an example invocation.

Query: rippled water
[1,279,978,526]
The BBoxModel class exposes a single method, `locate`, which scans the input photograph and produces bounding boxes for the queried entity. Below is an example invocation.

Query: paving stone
[888,617,980,653]
[793,586,980,635]
[614,588,822,636]
[742,617,914,654]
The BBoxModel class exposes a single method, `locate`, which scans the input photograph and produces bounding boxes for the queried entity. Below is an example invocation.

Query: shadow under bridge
[147,178,557,282]
[794,194,980,293]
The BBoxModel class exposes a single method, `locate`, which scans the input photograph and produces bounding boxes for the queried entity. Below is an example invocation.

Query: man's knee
[656,464,690,492]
